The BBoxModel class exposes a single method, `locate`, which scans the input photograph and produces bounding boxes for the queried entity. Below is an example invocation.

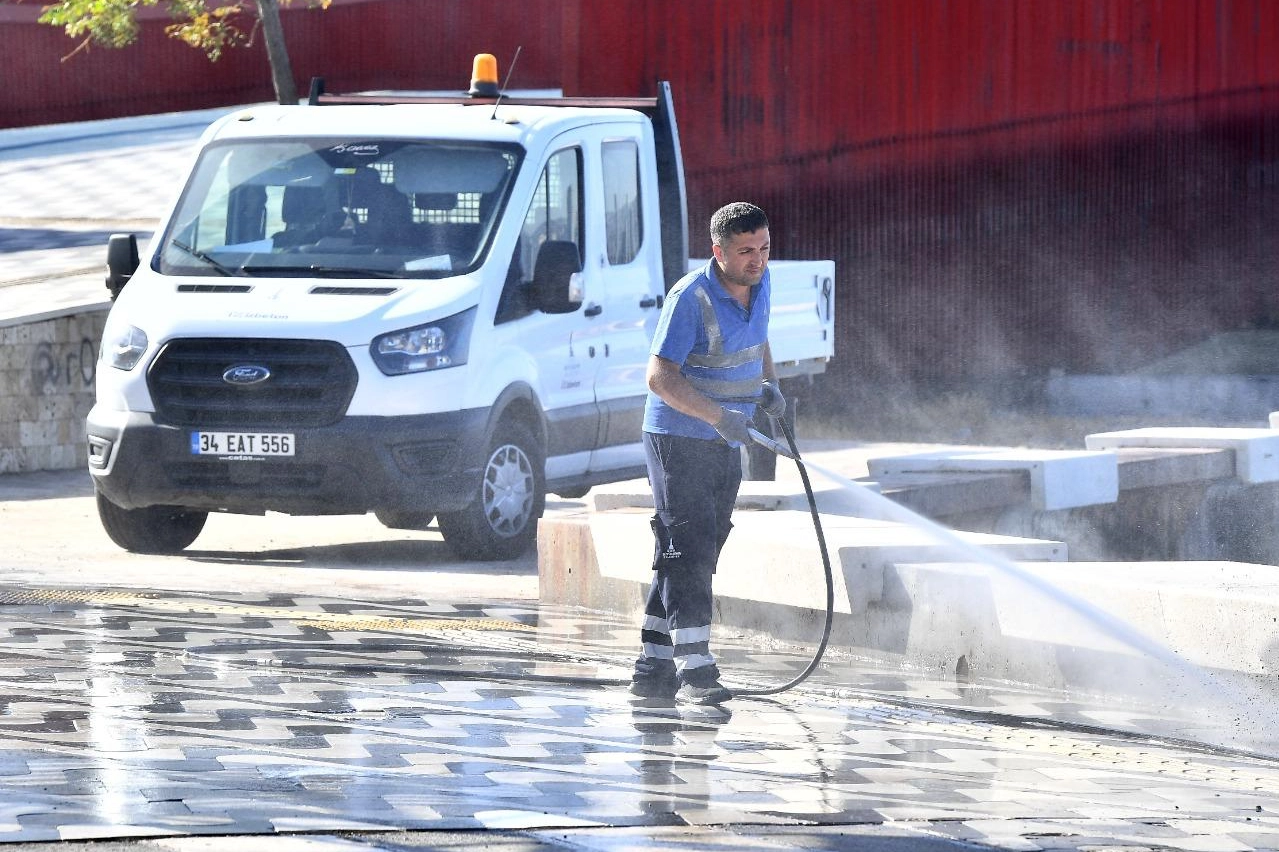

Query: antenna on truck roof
[468,47,522,120]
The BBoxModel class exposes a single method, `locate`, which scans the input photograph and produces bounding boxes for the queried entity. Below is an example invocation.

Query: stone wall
[0,308,107,475]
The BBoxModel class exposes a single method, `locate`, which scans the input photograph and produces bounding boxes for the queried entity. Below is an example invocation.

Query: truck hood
[113,273,481,346]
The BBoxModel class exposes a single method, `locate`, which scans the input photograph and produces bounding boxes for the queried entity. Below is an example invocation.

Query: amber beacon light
[468,53,500,97]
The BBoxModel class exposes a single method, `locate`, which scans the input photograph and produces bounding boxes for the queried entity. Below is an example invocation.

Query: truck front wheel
[95,490,208,554]
[438,421,545,561]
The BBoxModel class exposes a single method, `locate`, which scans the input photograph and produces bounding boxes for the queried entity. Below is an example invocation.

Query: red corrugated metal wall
[6,0,1279,389]
[0,0,561,127]
[565,0,1279,388]
[565,0,1279,175]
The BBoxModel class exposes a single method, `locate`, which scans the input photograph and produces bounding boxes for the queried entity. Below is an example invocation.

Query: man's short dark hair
[710,202,769,246]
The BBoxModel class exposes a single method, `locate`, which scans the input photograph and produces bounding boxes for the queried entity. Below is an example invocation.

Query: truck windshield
[157,139,522,279]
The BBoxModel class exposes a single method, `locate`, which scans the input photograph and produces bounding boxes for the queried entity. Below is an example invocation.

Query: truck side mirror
[530,240,583,314]
[105,233,140,300]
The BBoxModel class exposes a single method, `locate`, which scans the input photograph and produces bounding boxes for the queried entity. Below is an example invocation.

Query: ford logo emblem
[222,364,272,385]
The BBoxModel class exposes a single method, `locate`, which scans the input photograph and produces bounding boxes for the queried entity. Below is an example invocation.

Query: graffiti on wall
[30,338,97,395]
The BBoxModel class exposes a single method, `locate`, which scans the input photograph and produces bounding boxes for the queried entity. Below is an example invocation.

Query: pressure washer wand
[747,427,798,460]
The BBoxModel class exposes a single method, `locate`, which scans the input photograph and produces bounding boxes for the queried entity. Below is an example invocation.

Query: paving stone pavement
[5,110,1279,851]
[0,582,1269,849]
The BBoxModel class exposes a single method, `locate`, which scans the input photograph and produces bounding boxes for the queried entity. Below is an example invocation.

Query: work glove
[758,381,787,418]
[714,407,753,446]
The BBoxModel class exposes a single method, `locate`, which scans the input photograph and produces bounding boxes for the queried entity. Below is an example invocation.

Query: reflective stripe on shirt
[642,260,771,440]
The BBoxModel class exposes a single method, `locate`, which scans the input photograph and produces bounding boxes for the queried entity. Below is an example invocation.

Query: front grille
[309,286,399,296]
[148,338,357,428]
[166,461,326,491]
[177,284,253,293]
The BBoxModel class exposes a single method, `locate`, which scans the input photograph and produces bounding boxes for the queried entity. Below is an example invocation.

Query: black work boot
[676,666,732,705]
[675,681,733,705]
[629,656,679,701]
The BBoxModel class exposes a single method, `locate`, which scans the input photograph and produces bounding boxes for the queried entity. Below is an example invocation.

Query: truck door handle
[584,303,603,317]
[639,296,657,308]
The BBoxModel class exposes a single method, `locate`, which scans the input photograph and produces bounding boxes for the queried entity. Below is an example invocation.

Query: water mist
[791,453,1279,759]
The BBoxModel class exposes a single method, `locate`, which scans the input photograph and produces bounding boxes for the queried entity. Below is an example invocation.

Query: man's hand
[714,407,753,446]
[758,381,787,418]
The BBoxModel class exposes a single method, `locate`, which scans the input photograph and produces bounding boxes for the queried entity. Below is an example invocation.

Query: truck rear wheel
[96,490,208,554]
[438,420,544,561]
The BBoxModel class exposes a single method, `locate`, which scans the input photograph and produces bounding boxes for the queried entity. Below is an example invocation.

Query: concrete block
[590,476,881,516]
[0,394,37,424]
[890,559,1279,684]
[541,515,1279,697]
[16,445,51,472]
[24,321,56,345]
[871,470,1028,518]
[49,443,79,470]
[36,395,75,422]
[0,345,21,371]
[18,419,59,447]
[1087,427,1279,484]
[1111,447,1236,490]
[569,509,1065,620]
[537,444,1279,704]
[867,448,1119,511]
[1031,560,1279,675]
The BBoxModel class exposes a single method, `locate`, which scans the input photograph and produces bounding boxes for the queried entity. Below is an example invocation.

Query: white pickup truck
[88,58,835,560]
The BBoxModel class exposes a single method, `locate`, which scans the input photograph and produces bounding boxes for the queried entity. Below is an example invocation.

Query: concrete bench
[1086,427,1279,484]
[588,477,881,515]
[538,508,1279,704]
[866,448,1119,511]
[540,506,1066,624]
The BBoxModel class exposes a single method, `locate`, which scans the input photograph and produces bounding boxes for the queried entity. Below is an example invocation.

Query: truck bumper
[86,407,490,515]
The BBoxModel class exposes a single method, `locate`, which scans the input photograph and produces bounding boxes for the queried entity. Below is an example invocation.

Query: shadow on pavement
[183,538,537,573]
[0,468,93,501]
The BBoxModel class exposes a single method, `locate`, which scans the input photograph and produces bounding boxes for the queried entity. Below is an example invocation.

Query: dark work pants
[635,431,742,685]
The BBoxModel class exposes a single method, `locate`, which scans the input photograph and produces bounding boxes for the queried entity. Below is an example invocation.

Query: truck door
[582,130,666,475]
[495,144,598,482]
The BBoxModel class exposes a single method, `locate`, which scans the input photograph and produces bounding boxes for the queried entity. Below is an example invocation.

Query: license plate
[190,431,294,458]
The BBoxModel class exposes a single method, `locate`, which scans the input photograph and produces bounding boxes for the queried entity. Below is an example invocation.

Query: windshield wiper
[241,265,400,279]
[170,239,248,277]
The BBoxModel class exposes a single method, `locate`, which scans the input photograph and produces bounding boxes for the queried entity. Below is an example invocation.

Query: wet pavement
[6,110,1279,850]
[0,579,1271,849]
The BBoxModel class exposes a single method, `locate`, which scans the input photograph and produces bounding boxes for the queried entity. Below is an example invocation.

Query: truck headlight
[370,307,476,375]
[101,318,149,371]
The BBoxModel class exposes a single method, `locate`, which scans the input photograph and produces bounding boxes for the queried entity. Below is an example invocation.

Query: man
[630,201,787,705]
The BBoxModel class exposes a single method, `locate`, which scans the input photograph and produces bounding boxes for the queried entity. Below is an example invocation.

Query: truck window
[497,147,584,323]
[521,147,583,268]
[157,139,521,279]
[601,140,642,265]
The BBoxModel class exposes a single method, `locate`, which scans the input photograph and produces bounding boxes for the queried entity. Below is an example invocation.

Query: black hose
[730,414,835,696]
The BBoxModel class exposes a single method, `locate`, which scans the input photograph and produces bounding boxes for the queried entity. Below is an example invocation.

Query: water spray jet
[770,437,1279,759]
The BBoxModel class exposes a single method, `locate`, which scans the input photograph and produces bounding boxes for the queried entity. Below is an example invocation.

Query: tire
[438,420,545,561]
[96,490,207,554]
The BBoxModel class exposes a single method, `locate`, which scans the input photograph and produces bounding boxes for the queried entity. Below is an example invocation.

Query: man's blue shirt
[643,259,771,441]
